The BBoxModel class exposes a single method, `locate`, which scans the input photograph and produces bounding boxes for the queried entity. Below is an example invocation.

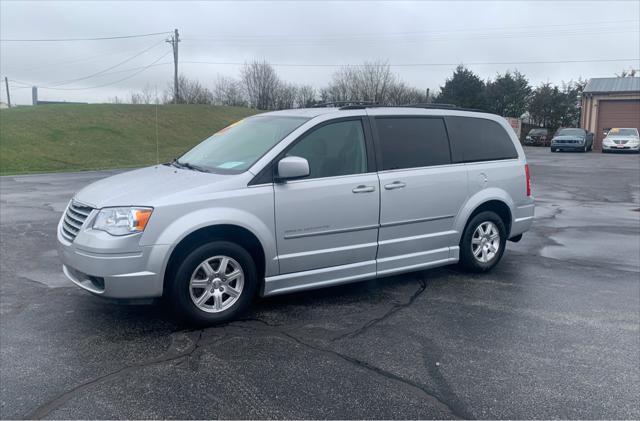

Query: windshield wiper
[168,159,209,173]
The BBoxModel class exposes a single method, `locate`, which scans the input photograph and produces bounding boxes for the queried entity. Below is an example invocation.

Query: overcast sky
[1,0,639,105]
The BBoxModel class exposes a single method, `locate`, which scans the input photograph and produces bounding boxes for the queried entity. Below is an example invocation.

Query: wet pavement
[1,147,639,419]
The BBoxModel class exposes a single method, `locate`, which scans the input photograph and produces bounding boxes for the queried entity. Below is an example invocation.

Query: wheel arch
[162,224,267,297]
[456,190,514,241]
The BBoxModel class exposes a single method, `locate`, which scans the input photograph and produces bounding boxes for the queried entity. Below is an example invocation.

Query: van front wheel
[168,241,257,325]
[459,211,507,273]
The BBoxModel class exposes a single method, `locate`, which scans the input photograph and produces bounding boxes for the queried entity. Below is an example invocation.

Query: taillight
[525,164,531,196]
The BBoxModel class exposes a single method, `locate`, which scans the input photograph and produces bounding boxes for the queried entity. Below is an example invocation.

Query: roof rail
[401,103,486,113]
[312,101,489,113]
[311,100,378,109]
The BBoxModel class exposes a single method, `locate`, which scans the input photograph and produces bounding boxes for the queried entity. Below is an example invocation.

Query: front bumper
[551,143,585,151]
[57,219,169,299]
[602,143,639,152]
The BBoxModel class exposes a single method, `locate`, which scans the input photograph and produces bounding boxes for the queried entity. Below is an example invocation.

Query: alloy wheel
[189,255,244,313]
[471,221,501,263]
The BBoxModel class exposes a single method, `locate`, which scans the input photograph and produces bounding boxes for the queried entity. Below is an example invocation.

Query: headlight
[603,138,613,144]
[93,207,153,236]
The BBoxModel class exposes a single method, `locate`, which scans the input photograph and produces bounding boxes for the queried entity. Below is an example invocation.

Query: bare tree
[213,76,247,107]
[130,84,156,104]
[386,82,426,106]
[295,84,316,108]
[241,60,281,110]
[274,82,297,110]
[616,68,638,77]
[323,67,357,102]
[323,60,397,104]
[164,74,213,104]
[357,60,395,102]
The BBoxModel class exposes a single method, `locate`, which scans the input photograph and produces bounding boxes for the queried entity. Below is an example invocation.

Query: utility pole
[4,77,11,108]
[166,29,180,104]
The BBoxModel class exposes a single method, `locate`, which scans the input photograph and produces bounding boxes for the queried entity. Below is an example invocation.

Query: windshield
[178,115,309,173]
[529,129,547,136]
[557,128,585,137]
[607,128,639,137]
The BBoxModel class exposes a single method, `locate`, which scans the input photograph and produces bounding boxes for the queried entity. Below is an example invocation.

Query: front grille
[61,201,94,242]
[613,139,628,145]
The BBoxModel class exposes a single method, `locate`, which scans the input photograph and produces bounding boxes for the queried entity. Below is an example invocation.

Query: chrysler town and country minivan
[58,105,535,325]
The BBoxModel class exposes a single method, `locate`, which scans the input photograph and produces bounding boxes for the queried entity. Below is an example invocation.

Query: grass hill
[0,104,259,175]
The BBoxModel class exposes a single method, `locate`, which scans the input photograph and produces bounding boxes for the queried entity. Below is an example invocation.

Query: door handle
[384,181,406,190]
[352,185,375,193]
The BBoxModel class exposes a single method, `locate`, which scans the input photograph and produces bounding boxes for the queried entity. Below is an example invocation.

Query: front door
[272,118,380,292]
[372,116,468,275]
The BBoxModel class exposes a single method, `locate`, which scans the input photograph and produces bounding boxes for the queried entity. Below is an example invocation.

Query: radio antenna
[155,85,159,165]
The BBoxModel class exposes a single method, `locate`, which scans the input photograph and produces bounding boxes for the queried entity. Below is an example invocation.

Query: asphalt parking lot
[1,147,638,419]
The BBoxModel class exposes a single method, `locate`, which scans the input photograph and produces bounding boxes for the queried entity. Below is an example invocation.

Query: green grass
[0,104,259,175]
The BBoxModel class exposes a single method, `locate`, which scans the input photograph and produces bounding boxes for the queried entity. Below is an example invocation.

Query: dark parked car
[550,128,594,152]
[524,128,550,146]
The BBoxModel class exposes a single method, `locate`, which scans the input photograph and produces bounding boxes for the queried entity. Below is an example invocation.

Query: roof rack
[400,103,486,113]
[311,101,378,109]
[311,101,487,113]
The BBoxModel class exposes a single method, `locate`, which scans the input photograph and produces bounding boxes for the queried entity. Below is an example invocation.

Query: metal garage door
[595,100,640,149]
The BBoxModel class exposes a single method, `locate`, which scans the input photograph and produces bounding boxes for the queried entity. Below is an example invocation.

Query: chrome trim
[283,224,379,239]
[380,214,455,228]
[278,241,378,260]
[378,230,456,246]
[377,247,450,264]
[60,201,94,243]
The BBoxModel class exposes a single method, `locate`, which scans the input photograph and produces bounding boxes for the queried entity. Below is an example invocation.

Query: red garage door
[595,100,640,149]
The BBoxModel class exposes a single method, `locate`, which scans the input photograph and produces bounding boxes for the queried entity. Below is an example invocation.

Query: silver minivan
[58,105,534,324]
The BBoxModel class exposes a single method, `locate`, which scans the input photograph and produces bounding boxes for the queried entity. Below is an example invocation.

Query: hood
[605,135,639,141]
[75,164,238,208]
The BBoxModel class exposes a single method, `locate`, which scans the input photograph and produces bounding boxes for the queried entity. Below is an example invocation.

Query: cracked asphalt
[1,147,639,419]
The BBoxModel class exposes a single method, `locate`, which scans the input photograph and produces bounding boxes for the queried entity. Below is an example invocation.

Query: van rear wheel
[168,241,257,325]
[459,211,507,273]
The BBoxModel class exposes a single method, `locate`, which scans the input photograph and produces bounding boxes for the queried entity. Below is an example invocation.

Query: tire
[583,144,588,152]
[458,211,507,273]
[167,241,257,326]
[551,148,556,152]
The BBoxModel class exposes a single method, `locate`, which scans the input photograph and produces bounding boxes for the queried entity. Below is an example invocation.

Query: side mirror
[276,156,309,182]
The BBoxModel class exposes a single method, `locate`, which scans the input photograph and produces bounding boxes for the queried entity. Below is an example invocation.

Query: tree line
[124,59,613,131]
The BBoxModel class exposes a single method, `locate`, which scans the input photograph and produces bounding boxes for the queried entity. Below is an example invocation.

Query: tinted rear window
[375,117,451,170]
[446,116,518,163]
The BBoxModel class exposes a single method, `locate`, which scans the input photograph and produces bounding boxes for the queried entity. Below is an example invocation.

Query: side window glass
[286,120,367,179]
[447,116,518,163]
[375,117,451,170]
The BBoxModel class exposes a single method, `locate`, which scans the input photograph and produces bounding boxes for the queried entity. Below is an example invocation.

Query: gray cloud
[1,0,638,105]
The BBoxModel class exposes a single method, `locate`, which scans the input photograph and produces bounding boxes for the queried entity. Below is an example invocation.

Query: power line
[44,40,165,87]
[178,57,640,68]
[187,19,638,41]
[184,28,638,48]
[39,51,172,90]
[0,31,171,42]
[8,57,638,92]
[2,45,163,73]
